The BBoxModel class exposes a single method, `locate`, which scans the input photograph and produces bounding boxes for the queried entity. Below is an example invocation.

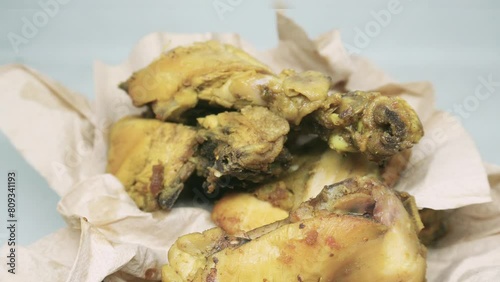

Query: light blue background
[0,0,499,246]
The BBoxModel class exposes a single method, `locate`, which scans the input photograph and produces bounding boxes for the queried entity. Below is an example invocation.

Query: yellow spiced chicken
[105,40,436,281]
[120,41,423,163]
[109,40,423,214]
[106,117,198,211]
[162,177,426,282]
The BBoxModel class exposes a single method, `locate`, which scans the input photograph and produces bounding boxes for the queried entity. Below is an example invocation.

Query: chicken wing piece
[196,106,291,193]
[106,117,197,211]
[312,90,424,162]
[261,68,423,162]
[265,71,423,161]
[162,177,426,282]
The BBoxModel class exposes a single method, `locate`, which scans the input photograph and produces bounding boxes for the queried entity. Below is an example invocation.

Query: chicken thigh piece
[106,117,198,211]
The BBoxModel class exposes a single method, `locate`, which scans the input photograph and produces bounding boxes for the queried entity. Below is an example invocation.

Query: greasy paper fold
[0,13,496,282]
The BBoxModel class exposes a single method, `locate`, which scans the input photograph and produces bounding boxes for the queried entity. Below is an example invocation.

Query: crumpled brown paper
[0,13,497,282]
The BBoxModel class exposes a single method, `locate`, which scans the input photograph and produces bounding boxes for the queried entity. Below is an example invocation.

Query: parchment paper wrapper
[0,13,497,282]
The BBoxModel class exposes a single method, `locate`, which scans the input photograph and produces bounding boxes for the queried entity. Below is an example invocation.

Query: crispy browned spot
[278,251,293,264]
[304,230,319,246]
[206,267,217,282]
[212,215,242,234]
[326,236,341,250]
[149,163,164,196]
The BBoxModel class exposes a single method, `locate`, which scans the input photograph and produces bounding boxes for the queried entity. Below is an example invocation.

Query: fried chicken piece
[162,177,426,282]
[121,41,272,121]
[106,117,197,211]
[196,106,291,193]
[121,41,423,162]
[266,71,423,161]
[312,91,424,162]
